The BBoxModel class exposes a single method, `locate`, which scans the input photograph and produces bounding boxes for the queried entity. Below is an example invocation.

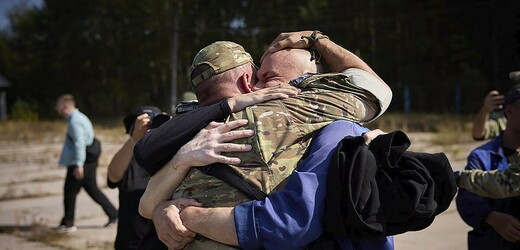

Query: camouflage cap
[190,41,253,87]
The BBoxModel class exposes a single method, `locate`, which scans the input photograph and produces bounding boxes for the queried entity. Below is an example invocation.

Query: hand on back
[176,119,255,168]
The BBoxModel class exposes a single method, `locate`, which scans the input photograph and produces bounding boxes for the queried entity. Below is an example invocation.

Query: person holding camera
[457,83,520,249]
[471,71,520,141]
[107,106,170,250]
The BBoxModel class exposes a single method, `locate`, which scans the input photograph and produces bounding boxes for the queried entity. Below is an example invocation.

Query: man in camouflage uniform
[139,35,392,249]
[456,83,520,248]
[171,50,390,207]
[457,84,520,199]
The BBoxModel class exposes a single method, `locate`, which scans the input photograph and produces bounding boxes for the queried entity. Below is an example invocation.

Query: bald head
[193,63,255,105]
[254,49,324,89]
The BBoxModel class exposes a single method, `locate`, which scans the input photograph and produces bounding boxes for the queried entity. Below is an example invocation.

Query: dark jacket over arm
[323,131,457,239]
[133,100,231,175]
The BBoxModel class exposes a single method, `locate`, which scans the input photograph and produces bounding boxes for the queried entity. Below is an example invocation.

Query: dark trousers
[61,165,117,226]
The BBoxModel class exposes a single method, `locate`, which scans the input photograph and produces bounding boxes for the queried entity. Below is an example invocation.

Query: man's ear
[238,73,253,93]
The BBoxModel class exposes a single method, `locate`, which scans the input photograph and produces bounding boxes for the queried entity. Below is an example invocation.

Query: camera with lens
[123,106,171,134]
[146,112,171,129]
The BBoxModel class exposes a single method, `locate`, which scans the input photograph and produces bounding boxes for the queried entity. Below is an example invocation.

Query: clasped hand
[175,119,255,168]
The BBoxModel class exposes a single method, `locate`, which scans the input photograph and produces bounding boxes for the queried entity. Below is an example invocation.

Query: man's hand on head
[153,199,203,249]
[260,31,315,63]
[228,85,299,112]
[174,119,255,168]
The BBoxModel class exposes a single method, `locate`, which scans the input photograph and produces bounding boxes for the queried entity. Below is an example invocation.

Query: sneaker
[57,225,77,233]
[104,217,118,228]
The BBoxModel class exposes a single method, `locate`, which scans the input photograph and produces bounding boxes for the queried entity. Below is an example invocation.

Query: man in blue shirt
[456,85,520,249]
[55,94,118,232]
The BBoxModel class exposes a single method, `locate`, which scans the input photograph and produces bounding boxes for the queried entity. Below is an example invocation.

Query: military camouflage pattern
[183,235,240,250]
[482,112,507,140]
[173,71,387,250]
[172,168,250,207]
[190,41,253,86]
[458,152,520,198]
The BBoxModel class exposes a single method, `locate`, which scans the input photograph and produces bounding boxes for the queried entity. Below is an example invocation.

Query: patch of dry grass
[0,120,125,143]
[1,113,475,146]
[0,218,73,249]
[0,187,54,201]
[368,113,474,145]
[0,121,66,143]
[95,125,127,143]
[26,230,73,249]
[0,226,72,250]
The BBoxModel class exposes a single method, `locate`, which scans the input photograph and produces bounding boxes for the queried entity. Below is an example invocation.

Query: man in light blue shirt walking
[55,94,117,232]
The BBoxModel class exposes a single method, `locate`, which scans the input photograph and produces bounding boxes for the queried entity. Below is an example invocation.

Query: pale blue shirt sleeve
[68,119,87,166]
[59,109,94,167]
[234,121,394,250]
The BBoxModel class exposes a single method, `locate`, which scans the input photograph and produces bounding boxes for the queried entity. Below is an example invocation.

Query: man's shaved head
[254,49,324,90]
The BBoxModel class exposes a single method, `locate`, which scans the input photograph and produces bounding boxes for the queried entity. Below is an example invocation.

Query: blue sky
[0,0,43,30]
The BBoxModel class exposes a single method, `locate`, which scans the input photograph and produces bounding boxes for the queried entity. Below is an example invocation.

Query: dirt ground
[0,131,480,250]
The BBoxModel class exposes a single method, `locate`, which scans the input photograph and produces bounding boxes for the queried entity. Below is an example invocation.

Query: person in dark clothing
[107,106,170,249]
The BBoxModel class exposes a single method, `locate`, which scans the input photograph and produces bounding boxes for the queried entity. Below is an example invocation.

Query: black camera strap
[199,163,268,201]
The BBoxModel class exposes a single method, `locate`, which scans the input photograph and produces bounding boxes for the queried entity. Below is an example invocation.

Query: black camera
[148,112,171,129]
[123,106,171,134]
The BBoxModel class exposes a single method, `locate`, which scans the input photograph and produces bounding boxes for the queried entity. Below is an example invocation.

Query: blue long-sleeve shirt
[59,109,94,167]
[234,120,394,250]
[456,135,518,249]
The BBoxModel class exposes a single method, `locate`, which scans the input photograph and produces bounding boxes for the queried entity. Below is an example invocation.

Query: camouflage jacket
[174,69,392,249]
[458,152,519,198]
[482,111,507,140]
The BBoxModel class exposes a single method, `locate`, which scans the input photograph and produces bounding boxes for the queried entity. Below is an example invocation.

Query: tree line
[0,0,518,119]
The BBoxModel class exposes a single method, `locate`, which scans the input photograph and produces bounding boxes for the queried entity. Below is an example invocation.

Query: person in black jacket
[107,106,172,249]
